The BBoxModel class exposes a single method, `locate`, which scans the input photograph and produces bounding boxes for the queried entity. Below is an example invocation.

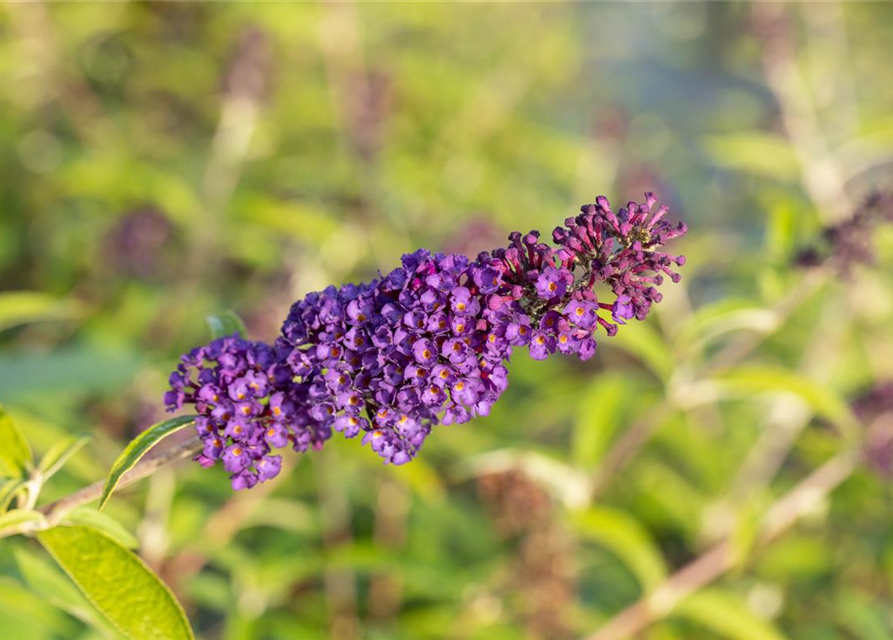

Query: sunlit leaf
[701,132,799,181]
[38,525,194,640]
[0,291,82,333]
[0,479,26,513]
[99,415,196,511]
[61,507,139,549]
[13,545,118,638]
[0,404,33,478]
[37,434,91,481]
[0,510,47,538]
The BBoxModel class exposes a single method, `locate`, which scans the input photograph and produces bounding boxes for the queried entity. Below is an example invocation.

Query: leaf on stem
[98,415,196,511]
[14,545,117,637]
[0,509,47,538]
[38,434,91,482]
[61,507,139,549]
[0,479,27,513]
[205,310,247,339]
[38,525,195,640]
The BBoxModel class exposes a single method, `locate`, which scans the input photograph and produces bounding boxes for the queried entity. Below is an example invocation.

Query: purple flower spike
[166,191,685,488]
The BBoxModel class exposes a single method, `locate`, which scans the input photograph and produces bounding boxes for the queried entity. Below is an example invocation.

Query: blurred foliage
[1,2,893,639]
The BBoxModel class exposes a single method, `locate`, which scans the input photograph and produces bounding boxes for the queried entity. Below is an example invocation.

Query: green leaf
[0,509,47,538]
[0,404,33,478]
[701,132,799,181]
[709,366,860,434]
[61,507,139,549]
[0,577,80,640]
[673,588,789,640]
[13,545,118,637]
[0,291,82,333]
[99,415,196,511]
[0,479,26,513]
[0,346,143,404]
[205,310,247,339]
[38,434,91,481]
[571,506,667,590]
[37,525,194,640]
[572,372,647,469]
[607,321,673,382]
[676,298,779,354]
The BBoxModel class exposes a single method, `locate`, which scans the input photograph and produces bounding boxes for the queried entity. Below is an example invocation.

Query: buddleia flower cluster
[795,189,893,274]
[165,193,686,489]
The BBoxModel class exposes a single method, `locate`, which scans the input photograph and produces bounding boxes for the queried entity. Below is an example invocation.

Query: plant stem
[38,436,203,525]
[584,446,859,640]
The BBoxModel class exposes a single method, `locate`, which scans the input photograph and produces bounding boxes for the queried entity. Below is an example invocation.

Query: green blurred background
[2,2,893,639]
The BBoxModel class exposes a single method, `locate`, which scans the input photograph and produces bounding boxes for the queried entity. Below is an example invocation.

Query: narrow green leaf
[701,132,799,181]
[674,588,789,640]
[0,291,82,333]
[0,404,33,478]
[572,372,647,469]
[0,509,47,538]
[607,321,673,382]
[0,479,26,513]
[61,507,139,549]
[0,578,80,639]
[13,545,118,637]
[38,434,91,481]
[676,298,779,353]
[205,310,247,339]
[710,366,860,433]
[98,415,195,511]
[38,525,195,640]
[571,506,667,590]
